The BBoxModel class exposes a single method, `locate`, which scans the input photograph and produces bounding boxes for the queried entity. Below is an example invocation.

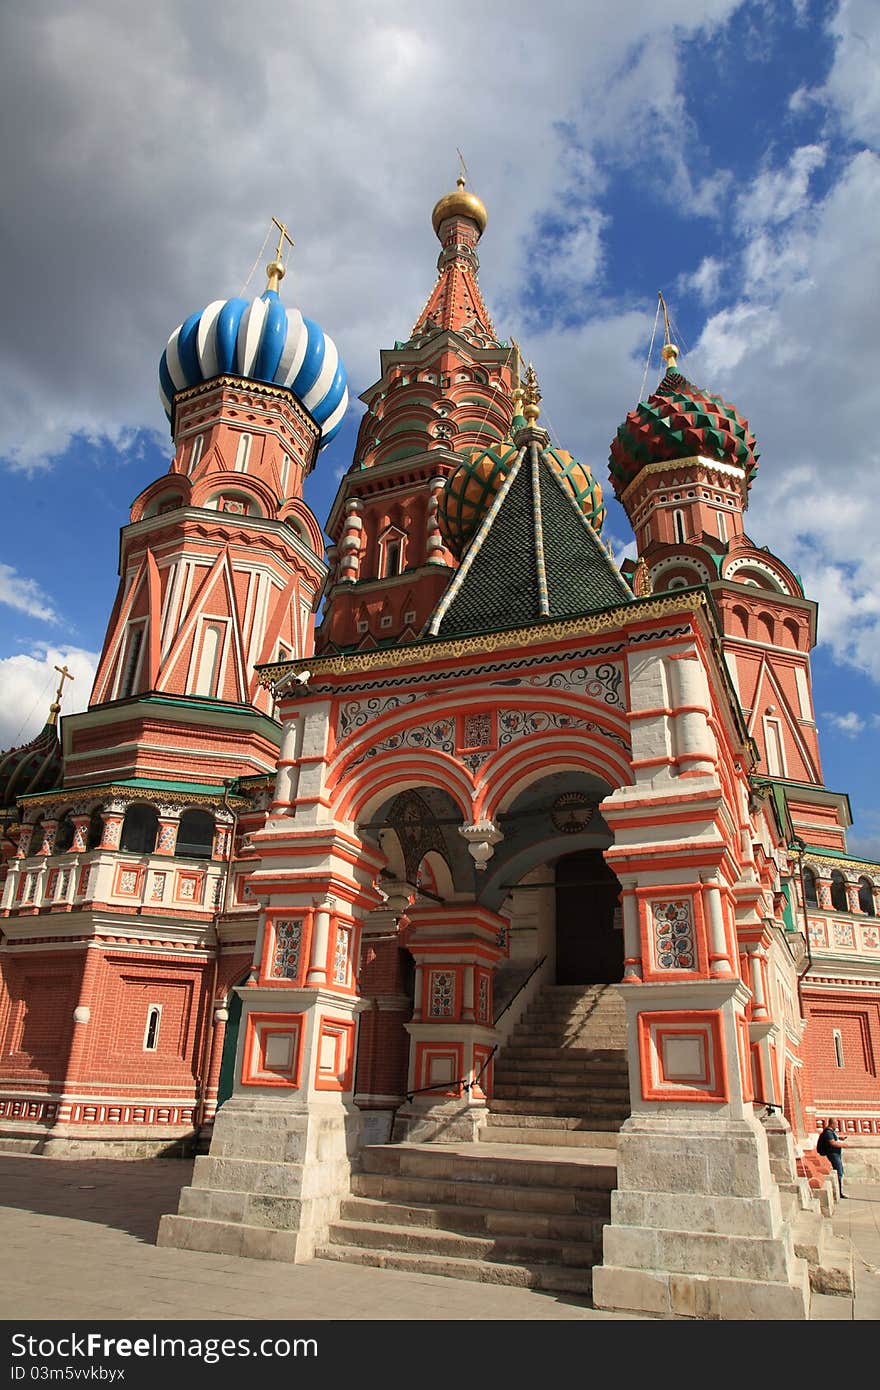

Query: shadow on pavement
[0,1155,193,1243]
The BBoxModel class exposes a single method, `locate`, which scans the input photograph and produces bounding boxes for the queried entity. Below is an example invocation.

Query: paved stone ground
[0,1153,877,1322]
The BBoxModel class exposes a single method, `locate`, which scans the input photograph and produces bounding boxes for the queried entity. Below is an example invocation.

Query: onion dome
[159,283,348,449]
[439,436,605,557]
[0,722,61,817]
[432,176,488,237]
[609,359,758,499]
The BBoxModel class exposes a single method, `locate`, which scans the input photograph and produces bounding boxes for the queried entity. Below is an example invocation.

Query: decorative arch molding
[650,553,712,589]
[477,738,628,821]
[724,554,793,594]
[131,475,191,523]
[190,471,278,518]
[334,756,475,825]
[417,849,455,900]
[330,687,629,785]
[278,499,324,554]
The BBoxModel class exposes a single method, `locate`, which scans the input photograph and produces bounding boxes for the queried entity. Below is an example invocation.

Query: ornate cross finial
[523,362,542,424]
[632,556,653,597]
[266,216,295,293]
[658,290,679,369]
[48,664,75,726]
[456,147,470,189]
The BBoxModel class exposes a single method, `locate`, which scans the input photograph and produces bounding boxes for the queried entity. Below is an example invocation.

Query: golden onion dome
[431,177,488,237]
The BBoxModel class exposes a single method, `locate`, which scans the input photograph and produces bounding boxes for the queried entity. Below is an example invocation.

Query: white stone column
[704,878,734,977]
[306,895,334,986]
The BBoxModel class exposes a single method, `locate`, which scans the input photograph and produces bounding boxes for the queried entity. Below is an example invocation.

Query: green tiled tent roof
[429,439,632,639]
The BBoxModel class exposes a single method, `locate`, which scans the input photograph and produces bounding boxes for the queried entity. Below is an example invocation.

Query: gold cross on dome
[53,664,75,703]
[271,216,295,262]
[265,217,295,292]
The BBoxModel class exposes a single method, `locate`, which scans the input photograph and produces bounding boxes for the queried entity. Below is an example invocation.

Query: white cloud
[0,645,98,749]
[821,0,880,145]
[0,0,743,471]
[735,144,826,231]
[679,255,724,306]
[0,564,59,623]
[689,149,880,683]
[822,710,866,736]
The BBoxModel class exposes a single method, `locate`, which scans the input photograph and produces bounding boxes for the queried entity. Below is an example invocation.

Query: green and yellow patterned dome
[439,436,605,556]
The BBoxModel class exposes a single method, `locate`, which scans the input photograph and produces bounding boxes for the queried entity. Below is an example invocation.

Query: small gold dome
[431,177,488,237]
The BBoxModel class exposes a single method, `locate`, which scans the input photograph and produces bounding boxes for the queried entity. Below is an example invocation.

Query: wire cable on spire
[639,297,662,402]
[238,223,275,298]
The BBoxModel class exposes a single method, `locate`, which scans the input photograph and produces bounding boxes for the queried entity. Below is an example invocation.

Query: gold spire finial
[265,216,294,293]
[658,290,679,369]
[523,362,542,424]
[48,664,74,727]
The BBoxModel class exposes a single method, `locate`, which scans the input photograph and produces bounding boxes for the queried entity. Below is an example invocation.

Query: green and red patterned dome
[609,363,758,499]
[439,435,606,556]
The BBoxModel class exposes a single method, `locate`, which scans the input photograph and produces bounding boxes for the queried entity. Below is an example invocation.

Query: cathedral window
[802,867,818,907]
[194,621,224,698]
[144,1006,162,1052]
[717,510,727,543]
[121,804,158,855]
[380,528,405,578]
[176,810,214,860]
[833,1029,844,1068]
[234,434,251,473]
[764,718,786,777]
[380,614,392,628]
[188,434,204,475]
[118,624,145,698]
[673,509,686,544]
[858,877,875,916]
[830,871,848,913]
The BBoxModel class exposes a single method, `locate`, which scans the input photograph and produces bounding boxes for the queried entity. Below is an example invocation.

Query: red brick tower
[316,177,519,652]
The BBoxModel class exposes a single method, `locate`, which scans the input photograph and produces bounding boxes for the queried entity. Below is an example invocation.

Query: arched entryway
[555,848,623,984]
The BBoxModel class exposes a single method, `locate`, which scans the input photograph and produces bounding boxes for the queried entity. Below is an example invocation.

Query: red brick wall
[0,951,82,1084]
[801,987,880,1128]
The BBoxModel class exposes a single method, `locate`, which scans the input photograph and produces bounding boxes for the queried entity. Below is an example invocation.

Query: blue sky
[1,0,878,852]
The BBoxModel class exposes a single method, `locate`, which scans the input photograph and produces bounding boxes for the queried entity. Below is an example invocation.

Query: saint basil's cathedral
[0,179,878,1319]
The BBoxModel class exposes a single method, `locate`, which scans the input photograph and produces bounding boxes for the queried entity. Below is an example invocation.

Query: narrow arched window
[833,1028,844,1068]
[120,804,158,855]
[188,434,204,475]
[54,812,75,854]
[176,809,214,860]
[717,510,728,543]
[802,867,818,907]
[858,876,875,916]
[673,509,686,544]
[119,624,144,698]
[830,870,848,912]
[234,434,251,473]
[144,1006,162,1052]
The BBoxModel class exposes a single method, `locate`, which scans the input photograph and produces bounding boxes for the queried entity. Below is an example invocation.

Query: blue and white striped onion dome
[159,289,348,449]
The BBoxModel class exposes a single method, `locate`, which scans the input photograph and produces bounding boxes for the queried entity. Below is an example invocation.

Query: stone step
[497,1045,628,1056]
[494,1068,629,1090]
[351,1171,612,1217]
[485,1112,621,1135]
[361,1142,617,1192]
[481,1125,620,1148]
[510,1030,627,1044]
[492,1085,630,1107]
[315,1243,593,1295]
[325,1217,599,1269]
[494,1050,625,1073]
[339,1195,604,1244]
[489,1101,625,1124]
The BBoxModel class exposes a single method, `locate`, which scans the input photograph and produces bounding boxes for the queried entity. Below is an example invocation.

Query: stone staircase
[316,983,630,1294]
[485,983,630,1148]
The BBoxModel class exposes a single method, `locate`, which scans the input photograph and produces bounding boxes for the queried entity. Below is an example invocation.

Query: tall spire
[412,175,496,341]
[658,290,680,371]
